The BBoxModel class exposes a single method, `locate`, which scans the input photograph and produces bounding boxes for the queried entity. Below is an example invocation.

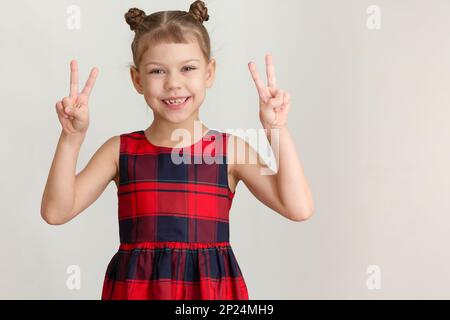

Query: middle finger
[70,60,79,97]
[265,54,277,89]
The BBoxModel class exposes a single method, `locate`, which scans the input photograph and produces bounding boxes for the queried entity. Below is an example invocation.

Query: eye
[148,66,197,74]
[183,66,196,72]
[149,69,163,74]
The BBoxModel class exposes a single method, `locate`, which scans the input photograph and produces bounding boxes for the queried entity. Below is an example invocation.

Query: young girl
[41,0,314,300]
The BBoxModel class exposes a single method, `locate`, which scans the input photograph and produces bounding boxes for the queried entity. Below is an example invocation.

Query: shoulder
[226,133,258,160]
[225,133,261,180]
[103,135,120,150]
[101,135,121,171]
[108,130,142,151]
[106,130,142,164]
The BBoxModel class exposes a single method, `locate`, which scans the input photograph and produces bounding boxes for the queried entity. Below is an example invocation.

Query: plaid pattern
[101,129,249,300]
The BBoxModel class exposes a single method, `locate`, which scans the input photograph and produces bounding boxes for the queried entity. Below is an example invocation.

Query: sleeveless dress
[101,129,249,300]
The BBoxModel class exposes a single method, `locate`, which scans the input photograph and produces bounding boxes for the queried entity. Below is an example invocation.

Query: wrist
[60,130,86,148]
[262,123,286,132]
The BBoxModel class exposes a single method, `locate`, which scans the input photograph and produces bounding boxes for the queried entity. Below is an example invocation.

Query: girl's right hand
[55,60,99,136]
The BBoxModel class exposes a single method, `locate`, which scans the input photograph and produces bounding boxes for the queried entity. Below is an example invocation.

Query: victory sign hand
[55,60,99,136]
[248,54,291,129]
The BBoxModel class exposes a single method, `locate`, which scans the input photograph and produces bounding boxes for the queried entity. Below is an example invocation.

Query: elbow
[286,207,315,222]
[40,201,70,225]
[41,211,65,226]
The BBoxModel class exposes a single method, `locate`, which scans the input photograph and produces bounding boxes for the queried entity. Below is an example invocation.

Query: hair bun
[188,0,209,24]
[125,8,146,31]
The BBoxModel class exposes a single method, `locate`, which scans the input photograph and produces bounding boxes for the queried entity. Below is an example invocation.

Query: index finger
[81,67,99,98]
[248,62,270,102]
[70,60,78,97]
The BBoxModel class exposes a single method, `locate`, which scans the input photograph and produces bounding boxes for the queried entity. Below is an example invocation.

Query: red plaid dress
[101,129,249,300]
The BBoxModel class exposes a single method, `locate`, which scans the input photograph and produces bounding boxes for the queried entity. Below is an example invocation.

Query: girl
[41,0,314,300]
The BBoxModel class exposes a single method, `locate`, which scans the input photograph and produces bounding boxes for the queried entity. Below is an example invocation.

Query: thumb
[268,86,278,96]
[65,105,74,114]
[270,90,284,106]
[65,104,81,117]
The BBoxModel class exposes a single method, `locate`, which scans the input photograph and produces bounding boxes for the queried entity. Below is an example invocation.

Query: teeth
[164,97,188,105]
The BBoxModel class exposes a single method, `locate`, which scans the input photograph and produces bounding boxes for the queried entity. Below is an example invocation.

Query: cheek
[189,80,206,95]
[143,81,162,97]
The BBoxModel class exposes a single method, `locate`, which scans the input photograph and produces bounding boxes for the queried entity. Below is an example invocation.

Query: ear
[130,66,144,95]
[205,58,216,88]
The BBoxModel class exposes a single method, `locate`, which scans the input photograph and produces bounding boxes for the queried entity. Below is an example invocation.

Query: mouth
[161,96,191,110]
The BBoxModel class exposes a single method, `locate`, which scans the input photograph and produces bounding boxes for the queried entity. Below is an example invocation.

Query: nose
[164,72,183,91]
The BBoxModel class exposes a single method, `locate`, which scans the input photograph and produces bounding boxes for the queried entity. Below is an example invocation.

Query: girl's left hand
[248,54,291,129]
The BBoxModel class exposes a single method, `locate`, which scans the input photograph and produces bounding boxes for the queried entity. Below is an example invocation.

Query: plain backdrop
[1,0,450,299]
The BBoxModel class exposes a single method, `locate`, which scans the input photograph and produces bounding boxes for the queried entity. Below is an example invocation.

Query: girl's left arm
[266,125,315,220]
[232,54,315,221]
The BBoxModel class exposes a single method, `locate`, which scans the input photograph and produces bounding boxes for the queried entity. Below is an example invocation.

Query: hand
[55,60,99,136]
[248,54,291,129]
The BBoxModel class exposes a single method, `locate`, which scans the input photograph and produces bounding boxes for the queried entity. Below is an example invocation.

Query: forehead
[142,41,203,66]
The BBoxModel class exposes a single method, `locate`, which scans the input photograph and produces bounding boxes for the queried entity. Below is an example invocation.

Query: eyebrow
[144,59,200,67]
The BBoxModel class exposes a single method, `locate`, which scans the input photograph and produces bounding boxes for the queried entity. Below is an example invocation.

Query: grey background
[1,0,449,299]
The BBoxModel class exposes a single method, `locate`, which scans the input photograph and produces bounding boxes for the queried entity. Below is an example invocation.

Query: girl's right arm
[41,131,83,224]
[41,60,106,225]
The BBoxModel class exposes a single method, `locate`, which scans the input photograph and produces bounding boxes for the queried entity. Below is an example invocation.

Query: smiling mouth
[162,97,189,104]
[161,96,191,109]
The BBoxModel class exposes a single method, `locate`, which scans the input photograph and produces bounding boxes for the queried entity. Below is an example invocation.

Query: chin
[157,108,191,121]
[164,116,190,123]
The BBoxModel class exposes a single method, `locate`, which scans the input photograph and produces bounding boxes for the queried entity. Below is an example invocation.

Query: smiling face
[130,41,216,124]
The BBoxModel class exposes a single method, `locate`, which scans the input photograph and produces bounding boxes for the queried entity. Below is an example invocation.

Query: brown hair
[124,0,211,70]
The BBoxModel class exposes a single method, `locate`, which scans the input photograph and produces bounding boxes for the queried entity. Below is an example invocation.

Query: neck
[145,112,209,146]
